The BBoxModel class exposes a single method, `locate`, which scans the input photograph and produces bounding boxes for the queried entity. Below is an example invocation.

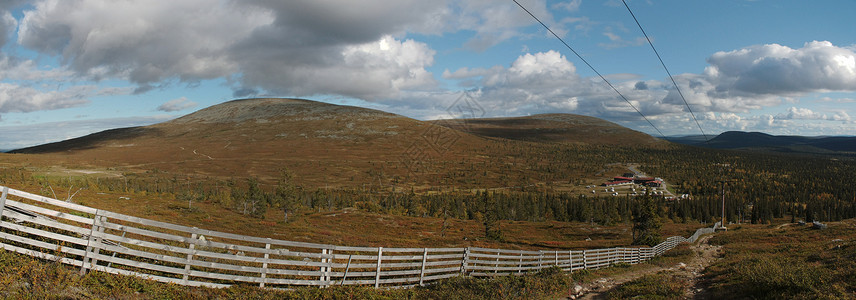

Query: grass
[703,220,856,299]
[0,248,573,299]
[607,272,687,300]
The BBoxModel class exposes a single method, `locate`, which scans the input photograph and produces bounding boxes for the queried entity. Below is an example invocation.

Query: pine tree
[632,195,662,246]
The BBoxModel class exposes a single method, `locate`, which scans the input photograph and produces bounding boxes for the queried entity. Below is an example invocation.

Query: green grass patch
[0,249,573,299]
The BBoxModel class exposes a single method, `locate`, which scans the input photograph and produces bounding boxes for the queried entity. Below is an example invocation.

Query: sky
[0,0,855,150]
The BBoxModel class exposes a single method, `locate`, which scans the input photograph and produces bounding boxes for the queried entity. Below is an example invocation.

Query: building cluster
[602,173,663,187]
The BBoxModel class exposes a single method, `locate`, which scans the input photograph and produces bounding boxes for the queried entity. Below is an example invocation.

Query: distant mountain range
[668,131,856,155]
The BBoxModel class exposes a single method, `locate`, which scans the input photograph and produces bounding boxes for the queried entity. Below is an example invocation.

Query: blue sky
[1,0,855,149]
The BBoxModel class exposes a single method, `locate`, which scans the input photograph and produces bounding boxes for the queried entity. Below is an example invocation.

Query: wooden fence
[0,186,719,288]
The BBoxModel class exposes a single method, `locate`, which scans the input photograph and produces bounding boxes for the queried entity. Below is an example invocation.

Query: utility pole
[716,180,735,231]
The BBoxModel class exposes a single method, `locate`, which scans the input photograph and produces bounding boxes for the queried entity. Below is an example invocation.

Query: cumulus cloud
[0,10,15,48]
[0,83,92,113]
[235,35,437,100]
[705,41,856,95]
[14,0,481,101]
[18,0,272,84]
[0,56,75,81]
[157,97,197,112]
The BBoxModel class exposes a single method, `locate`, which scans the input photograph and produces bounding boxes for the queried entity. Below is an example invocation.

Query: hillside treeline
[2,144,854,225]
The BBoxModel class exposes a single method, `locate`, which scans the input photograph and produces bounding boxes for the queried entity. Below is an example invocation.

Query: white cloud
[157,97,197,112]
[0,56,75,81]
[553,0,582,12]
[816,97,856,103]
[0,83,91,113]
[775,107,851,121]
[705,41,856,95]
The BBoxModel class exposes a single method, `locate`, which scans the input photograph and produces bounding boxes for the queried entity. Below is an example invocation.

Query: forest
[2,144,854,233]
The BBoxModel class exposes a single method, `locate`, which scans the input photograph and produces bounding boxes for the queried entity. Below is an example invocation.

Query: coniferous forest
[4,144,853,227]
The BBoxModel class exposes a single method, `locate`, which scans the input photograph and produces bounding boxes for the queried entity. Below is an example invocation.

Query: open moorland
[2,98,856,298]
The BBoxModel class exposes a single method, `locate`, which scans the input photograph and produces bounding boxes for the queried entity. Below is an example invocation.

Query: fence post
[419,248,428,286]
[80,210,103,275]
[326,249,334,287]
[88,216,107,269]
[460,247,470,275]
[260,241,270,288]
[537,250,543,270]
[494,251,500,274]
[319,249,328,287]
[375,247,383,288]
[517,253,523,273]
[341,255,352,286]
[183,228,198,285]
[555,251,559,266]
[583,250,588,270]
[0,187,7,219]
[568,250,573,271]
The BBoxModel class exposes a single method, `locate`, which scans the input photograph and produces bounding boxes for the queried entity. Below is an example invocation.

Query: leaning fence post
[517,253,523,273]
[419,248,428,286]
[80,210,103,275]
[341,254,352,286]
[375,247,383,288]
[88,216,107,269]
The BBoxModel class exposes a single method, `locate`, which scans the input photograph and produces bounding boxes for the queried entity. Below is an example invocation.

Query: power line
[621,0,709,142]
[511,0,666,139]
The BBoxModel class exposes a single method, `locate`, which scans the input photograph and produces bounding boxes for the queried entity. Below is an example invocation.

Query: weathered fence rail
[0,186,719,289]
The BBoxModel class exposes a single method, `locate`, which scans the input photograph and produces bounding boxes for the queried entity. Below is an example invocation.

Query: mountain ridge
[667,131,856,155]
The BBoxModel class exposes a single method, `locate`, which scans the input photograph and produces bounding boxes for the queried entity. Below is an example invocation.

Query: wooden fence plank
[0,185,718,290]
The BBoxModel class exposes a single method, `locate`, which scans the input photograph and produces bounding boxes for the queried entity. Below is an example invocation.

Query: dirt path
[570,234,722,299]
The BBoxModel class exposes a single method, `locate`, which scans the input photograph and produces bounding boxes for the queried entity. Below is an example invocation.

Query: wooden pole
[341,255,352,286]
[460,247,470,275]
[80,210,102,275]
[494,251,500,275]
[260,242,270,288]
[183,228,198,285]
[0,187,8,219]
[375,247,383,288]
[568,250,573,271]
[419,248,428,286]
